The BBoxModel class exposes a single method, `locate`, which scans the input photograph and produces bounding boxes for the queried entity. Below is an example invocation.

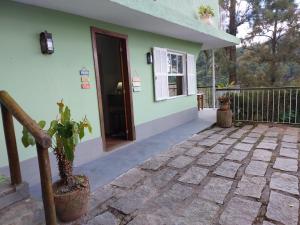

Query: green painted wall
[0,1,201,167]
[112,0,240,44]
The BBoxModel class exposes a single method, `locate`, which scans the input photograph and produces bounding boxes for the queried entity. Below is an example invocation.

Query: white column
[212,49,216,109]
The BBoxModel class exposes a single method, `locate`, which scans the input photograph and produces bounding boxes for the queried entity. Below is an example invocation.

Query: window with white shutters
[187,53,197,95]
[153,47,196,101]
[153,47,169,101]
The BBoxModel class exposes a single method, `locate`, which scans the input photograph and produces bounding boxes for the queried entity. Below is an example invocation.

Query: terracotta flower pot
[200,15,213,25]
[53,176,90,222]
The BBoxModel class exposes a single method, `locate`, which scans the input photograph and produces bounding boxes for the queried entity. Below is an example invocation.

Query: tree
[244,0,300,85]
[219,0,252,83]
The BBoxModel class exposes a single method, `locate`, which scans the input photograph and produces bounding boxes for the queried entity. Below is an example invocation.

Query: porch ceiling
[14,0,240,50]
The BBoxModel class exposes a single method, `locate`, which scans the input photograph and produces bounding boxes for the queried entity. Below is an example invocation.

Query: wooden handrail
[0,91,51,148]
[0,90,56,225]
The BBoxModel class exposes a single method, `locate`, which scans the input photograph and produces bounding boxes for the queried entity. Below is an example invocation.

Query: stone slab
[181,198,220,225]
[265,131,278,137]
[242,137,259,144]
[199,177,233,204]
[270,172,299,195]
[87,212,119,225]
[282,135,298,143]
[266,191,299,225]
[252,149,272,162]
[263,221,275,225]
[219,197,261,225]
[149,168,178,188]
[257,142,278,150]
[197,153,224,167]
[225,150,249,162]
[208,144,231,154]
[155,183,194,208]
[248,132,261,138]
[141,156,170,171]
[168,155,194,169]
[111,168,148,188]
[234,143,254,152]
[184,147,205,157]
[178,166,209,185]
[261,137,278,143]
[235,175,266,198]
[245,161,268,176]
[281,142,298,149]
[198,138,219,147]
[273,157,298,172]
[208,134,225,141]
[160,147,187,158]
[280,147,299,159]
[220,138,237,145]
[213,161,241,178]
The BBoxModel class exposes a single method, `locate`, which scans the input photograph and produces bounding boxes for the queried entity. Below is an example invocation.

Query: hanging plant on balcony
[198,5,215,25]
[21,100,92,222]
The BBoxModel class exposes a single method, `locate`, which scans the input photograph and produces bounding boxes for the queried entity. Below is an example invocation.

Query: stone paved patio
[67,124,300,225]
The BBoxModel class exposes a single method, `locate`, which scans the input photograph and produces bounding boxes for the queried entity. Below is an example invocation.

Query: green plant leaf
[47,120,58,137]
[62,138,74,161]
[62,106,71,123]
[21,127,35,147]
[79,124,85,140]
[38,120,46,129]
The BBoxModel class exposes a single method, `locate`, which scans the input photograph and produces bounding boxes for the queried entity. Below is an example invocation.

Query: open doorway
[91,27,135,151]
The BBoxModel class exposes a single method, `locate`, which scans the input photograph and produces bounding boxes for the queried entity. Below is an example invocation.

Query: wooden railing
[0,91,56,225]
[198,86,300,125]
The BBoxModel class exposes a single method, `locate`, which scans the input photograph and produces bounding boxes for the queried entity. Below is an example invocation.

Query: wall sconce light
[40,30,54,54]
[146,52,153,64]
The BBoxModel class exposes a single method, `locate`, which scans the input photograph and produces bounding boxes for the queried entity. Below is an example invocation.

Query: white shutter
[187,54,197,95]
[153,47,169,101]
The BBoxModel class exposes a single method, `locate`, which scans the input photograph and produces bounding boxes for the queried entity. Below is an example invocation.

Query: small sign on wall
[80,67,91,89]
[132,76,141,92]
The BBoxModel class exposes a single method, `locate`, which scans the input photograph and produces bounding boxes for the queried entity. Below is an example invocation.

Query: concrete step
[0,198,45,225]
[0,176,30,210]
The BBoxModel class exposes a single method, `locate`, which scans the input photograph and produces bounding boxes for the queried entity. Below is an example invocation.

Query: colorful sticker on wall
[80,67,90,89]
[79,68,89,76]
[132,76,141,92]
[81,83,91,89]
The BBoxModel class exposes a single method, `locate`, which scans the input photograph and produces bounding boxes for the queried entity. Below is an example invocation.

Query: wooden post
[36,144,57,225]
[1,104,22,185]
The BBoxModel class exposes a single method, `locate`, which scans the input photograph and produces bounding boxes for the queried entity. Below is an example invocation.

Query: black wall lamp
[146,52,153,64]
[40,30,54,54]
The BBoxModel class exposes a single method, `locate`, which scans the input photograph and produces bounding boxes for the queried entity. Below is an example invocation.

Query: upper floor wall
[113,0,221,28]
[155,0,220,25]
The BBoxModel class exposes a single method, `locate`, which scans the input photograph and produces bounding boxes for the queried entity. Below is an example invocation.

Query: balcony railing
[198,86,300,125]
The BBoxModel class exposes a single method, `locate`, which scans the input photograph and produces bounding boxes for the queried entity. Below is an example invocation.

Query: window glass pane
[167,54,171,74]
[178,55,183,74]
[171,54,177,73]
[168,76,183,97]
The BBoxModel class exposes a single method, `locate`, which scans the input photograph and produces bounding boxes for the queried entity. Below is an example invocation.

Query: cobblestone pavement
[70,124,300,225]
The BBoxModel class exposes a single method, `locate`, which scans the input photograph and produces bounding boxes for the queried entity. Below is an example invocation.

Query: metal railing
[198,86,300,125]
[0,91,56,225]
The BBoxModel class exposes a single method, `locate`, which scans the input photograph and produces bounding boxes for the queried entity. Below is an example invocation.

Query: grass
[0,175,7,184]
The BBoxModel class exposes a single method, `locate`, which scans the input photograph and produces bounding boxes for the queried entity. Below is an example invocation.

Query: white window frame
[167,50,187,99]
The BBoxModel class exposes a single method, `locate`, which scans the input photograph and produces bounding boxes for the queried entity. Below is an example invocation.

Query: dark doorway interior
[95,34,128,149]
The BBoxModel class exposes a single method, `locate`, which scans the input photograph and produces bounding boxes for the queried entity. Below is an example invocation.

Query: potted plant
[218,95,231,111]
[198,5,215,25]
[21,100,92,222]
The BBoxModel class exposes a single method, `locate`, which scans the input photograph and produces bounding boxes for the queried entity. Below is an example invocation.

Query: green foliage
[217,81,235,88]
[21,100,92,162]
[0,175,7,184]
[242,0,300,85]
[198,5,215,17]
